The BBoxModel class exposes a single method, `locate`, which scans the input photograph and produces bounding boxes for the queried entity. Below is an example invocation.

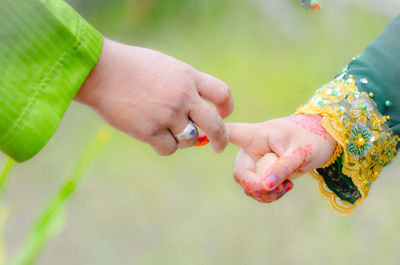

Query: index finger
[225,122,255,149]
[196,72,234,118]
[190,99,228,153]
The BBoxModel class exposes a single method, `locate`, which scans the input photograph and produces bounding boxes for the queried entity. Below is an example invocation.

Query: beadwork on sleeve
[296,75,399,216]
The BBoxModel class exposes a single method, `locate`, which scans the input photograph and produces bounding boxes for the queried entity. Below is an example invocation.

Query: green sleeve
[347,14,400,136]
[0,0,103,162]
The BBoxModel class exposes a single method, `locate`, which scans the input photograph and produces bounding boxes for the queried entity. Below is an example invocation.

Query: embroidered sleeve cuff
[296,76,398,216]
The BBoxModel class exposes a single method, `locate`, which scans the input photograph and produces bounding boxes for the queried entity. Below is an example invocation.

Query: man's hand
[75,38,234,155]
[226,115,337,203]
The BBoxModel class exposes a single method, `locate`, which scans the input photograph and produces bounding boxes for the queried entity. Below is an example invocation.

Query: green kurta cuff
[298,14,400,215]
[0,0,103,162]
[347,14,400,135]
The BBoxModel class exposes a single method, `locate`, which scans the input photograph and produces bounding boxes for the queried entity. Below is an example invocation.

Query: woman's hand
[75,38,234,155]
[226,114,337,203]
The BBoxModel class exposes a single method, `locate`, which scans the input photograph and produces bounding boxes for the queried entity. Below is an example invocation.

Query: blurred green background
[2,0,400,264]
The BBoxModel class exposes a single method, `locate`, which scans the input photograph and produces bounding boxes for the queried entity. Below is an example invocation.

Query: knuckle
[181,64,196,77]
[172,86,192,106]
[141,124,159,138]
[210,117,225,135]
[211,121,228,145]
[219,83,231,102]
[156,144,178,156]
[162,107,181,124]
[158,106,185,128]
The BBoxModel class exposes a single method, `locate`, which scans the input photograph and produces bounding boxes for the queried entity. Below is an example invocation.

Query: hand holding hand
[226,114,337,203]
[75,38,234,155]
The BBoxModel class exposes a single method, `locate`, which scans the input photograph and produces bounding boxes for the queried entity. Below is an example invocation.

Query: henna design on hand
[234,145,312,203]
[262,144,313,189]
[236,177,293,203]
[230,113,319,203]
[287,115,328,140]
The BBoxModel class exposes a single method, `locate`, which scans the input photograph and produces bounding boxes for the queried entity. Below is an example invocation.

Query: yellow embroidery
[296,78,398,216]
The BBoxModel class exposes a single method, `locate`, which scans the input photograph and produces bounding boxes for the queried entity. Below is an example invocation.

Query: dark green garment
[0,0,103,162]
[319,14,400,205]
[347,14,400,136]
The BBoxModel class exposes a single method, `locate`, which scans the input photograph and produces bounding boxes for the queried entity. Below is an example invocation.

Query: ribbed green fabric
[348,14,400,136]
[0,0,103,162]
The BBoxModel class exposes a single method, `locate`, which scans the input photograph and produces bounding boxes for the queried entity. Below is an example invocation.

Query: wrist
[307,114,338,167]
[74,37,115,108]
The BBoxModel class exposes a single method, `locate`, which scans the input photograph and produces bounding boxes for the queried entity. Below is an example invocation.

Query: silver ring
[174,120,197,141]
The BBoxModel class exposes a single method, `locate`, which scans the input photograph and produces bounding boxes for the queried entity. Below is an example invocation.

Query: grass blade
[0,158,15,265]
[0,158,15,197]
[9,127,111,265]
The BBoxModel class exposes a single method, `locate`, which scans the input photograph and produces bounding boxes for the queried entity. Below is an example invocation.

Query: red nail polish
[284,182,294,193]
[262,175,278,190]
[195,132,209,146]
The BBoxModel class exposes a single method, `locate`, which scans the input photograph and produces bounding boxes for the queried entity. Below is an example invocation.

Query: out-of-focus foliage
[8,128,110,265]
[0,158,15,264]
[2,1,400,265]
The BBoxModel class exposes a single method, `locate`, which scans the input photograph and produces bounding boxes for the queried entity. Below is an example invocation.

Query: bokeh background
[2,0,400,264]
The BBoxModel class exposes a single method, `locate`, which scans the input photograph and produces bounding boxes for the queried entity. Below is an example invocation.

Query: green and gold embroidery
[296,77,398,216]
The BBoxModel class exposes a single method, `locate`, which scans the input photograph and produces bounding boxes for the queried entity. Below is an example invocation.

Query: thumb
[225,122,255,149]
[261,146,311,191]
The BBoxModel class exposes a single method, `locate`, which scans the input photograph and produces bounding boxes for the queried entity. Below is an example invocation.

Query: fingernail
[284,182,294,193]
[262,175,278,190]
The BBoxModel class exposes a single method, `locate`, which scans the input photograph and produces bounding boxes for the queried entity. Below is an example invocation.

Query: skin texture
[75,38,234,155]
[226,114,337,203]
[287,115,329,140]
